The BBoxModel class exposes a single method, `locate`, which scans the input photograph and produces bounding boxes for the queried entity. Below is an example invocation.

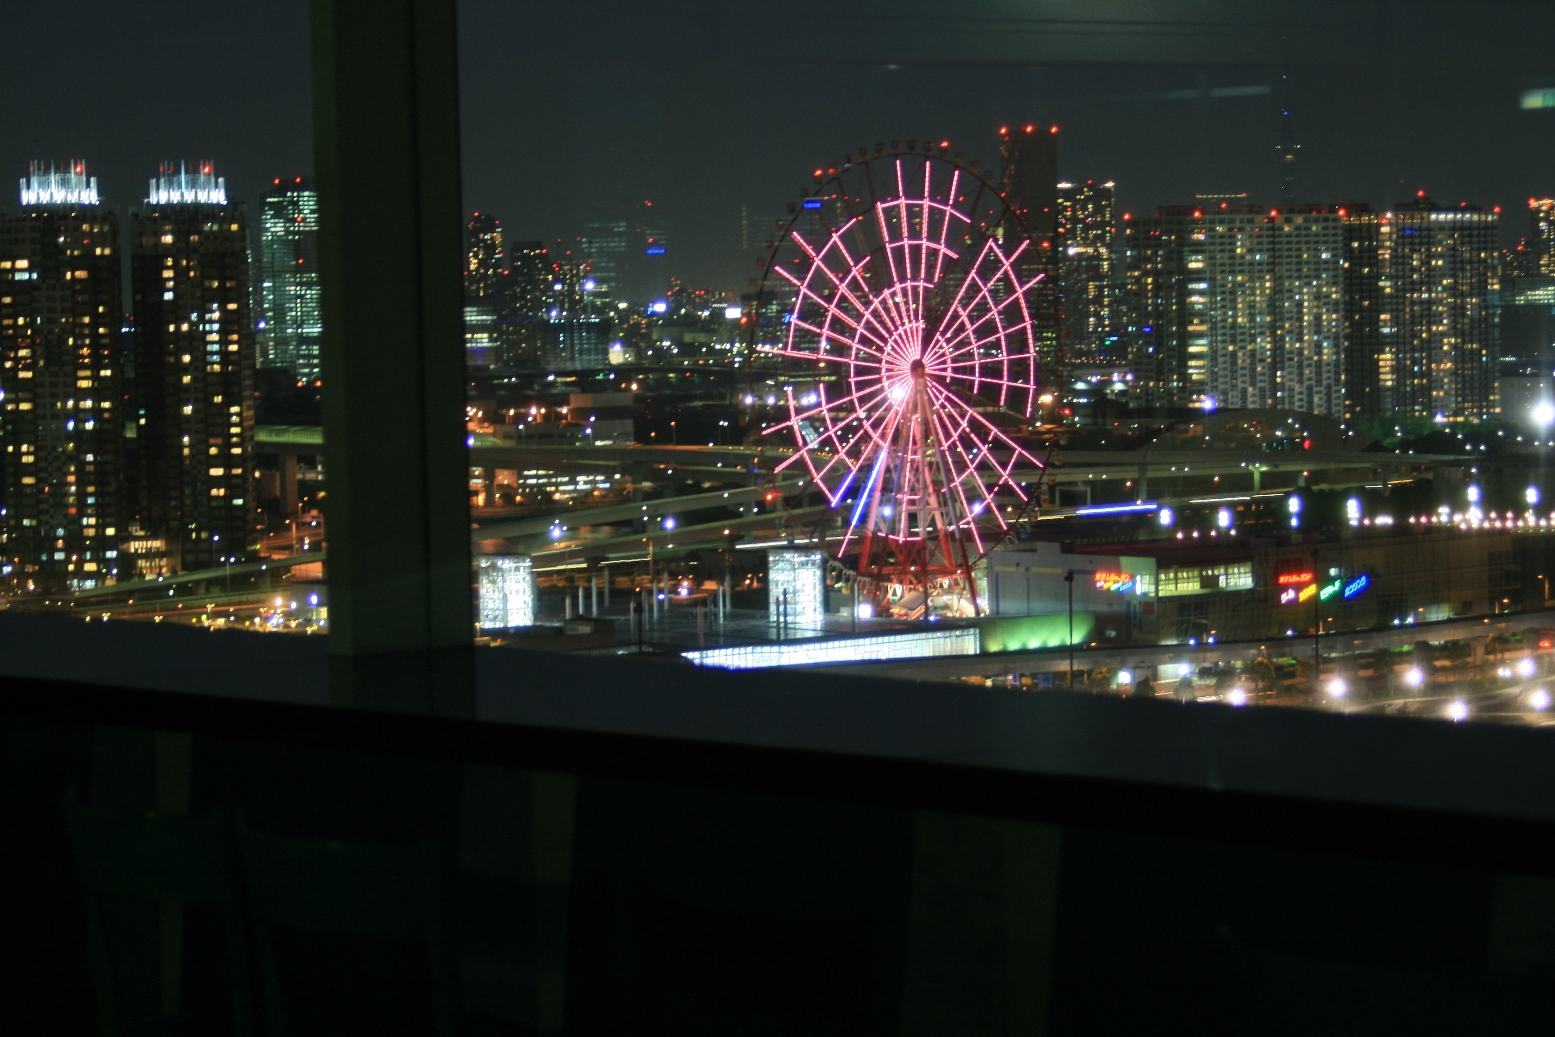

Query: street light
[1064,570,1075,689]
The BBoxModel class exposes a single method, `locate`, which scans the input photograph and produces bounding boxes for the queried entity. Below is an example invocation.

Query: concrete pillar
[314,0,472,712]
[281,452,300,517]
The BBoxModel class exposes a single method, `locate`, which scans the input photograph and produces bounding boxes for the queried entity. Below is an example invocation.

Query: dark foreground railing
[3,613,1555,1035]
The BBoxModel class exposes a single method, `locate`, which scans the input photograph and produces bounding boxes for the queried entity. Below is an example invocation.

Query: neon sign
[1343,574,1369,599]
[1278,571,1314,586]
[1298,583,1318,603]
[1094,571,1135,593]
[1318,579,1343,602]
[1279,588,1298,605]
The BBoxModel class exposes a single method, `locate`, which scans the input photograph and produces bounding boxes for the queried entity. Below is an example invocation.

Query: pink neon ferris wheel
[753,147,1049,610]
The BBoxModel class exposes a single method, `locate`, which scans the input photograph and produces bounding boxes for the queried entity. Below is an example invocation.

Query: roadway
[257,424,1466,496]
[811,608,1555,681]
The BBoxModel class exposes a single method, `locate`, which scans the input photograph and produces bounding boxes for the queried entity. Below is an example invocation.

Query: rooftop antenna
[1276,46,1299,204]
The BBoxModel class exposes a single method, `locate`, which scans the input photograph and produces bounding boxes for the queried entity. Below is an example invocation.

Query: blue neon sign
[802,198,822,209]
[1342,574,1369,599]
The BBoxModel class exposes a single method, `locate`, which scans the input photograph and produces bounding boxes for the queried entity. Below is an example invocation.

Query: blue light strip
[850,447,891,529]
[1072,501,1158,517]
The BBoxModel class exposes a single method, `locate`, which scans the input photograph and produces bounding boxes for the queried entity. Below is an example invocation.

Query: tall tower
[1124,209,1197,410]
[579,219,627,299]
[257,176,321,382]
[1378,196,1499,420]
[130,162,256,572]
[500,240,549,370]
[465,212,505,299]
[1056,180,1119,365]
[1532,198,1555,276]
[1331,205,1384,427]
[1276,72,1300,204]
[0,162,126,592]
[998,124,1061,384]
[464,213,506,369]
[543,256,609,370]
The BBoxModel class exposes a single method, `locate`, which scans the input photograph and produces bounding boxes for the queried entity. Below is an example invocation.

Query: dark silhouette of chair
[235,824,458,1037]
[62,791,255,1037]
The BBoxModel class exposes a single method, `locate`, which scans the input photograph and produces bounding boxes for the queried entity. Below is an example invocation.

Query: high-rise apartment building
[130,163,256,572]
[1332,205,1384,427]
[257,176,321,382]
[1122,210,1194,408]
[1532,198,1555,276]
[465,212,505,299]
[1056,180,1119,364]
[1377,198,1499,421]
[0,162,125,592]
[543,257,610,369]
[500,240,550,370]
[999,124,1061,385]
[1124,203,1342,416]
[463,213,505,369]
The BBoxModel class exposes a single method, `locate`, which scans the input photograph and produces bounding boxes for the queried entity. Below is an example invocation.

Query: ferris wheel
[752,145,1049,618]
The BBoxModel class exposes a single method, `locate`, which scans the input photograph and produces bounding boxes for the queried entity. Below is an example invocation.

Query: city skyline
[5,1,1555,294]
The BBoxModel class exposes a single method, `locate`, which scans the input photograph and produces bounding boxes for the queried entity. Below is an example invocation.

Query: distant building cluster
[1121,196,1554,426]
[992,127,1555,428]
[460,207,740,373]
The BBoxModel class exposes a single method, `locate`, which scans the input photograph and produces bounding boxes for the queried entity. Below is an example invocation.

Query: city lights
[1531,688,1551,711]
[1447,700,1470,722]
[1157,506,1174,527]
[1326,678,1347,699]
[1403,667,1425,689]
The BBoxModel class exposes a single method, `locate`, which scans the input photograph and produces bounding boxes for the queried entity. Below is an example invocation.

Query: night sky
[5,0,1553,294]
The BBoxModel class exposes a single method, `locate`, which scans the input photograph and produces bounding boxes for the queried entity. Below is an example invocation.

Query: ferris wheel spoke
[924,405,992,550]
[928,382,1042,482]
[826,237,917,349]
[871,203,916,332]
[927,168,964,291]
[788,228,898,350]
[786,318,885,361]
[931,262,1041,362]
